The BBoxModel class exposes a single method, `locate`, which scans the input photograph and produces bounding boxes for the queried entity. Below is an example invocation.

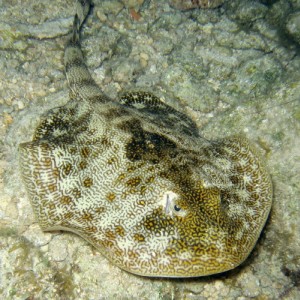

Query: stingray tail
[64,0,110,103]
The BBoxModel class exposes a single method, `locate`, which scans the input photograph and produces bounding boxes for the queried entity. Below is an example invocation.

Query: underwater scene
[0,0,299,299]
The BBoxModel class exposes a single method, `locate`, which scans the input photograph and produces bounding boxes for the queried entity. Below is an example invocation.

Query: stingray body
[19,0,272,277]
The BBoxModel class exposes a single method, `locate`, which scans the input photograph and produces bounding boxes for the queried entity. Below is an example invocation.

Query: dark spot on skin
[142,208,175,236]
[83,177,93,188]
[126,131,177,162]
[102,106,130,119]
[119,92,199,137]
[34,110,91,144]
[119,118,178,162]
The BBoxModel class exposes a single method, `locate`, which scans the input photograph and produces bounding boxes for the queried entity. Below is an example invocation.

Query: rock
[232,0,268,24]
[121,0,145,9]
[170,0,224,10]
[286,11,300,44]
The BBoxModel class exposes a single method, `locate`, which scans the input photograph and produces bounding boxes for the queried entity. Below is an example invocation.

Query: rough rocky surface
[286,11,300,44]
[0,0,299,299]
[170,0,225,10]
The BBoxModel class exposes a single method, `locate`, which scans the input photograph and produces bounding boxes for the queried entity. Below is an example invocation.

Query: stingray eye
[162,191,186,217]
[172,203,186,217]
[174,205,181,212]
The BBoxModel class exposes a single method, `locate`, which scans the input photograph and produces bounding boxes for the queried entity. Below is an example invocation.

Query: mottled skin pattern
[19,0,272,277]
[171,0,224,10]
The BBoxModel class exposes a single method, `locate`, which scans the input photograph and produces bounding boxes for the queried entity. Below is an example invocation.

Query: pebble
[96,10,108,23]
[48,235,69,262]
[140,52,149,68]
[238,273,261,298]
[112,60,136,82]
[23,224,52,247]
[17,100,25,110]
[3,112,13,126]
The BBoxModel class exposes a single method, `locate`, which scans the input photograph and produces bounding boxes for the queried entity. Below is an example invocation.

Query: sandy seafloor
[0,0,300,299]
